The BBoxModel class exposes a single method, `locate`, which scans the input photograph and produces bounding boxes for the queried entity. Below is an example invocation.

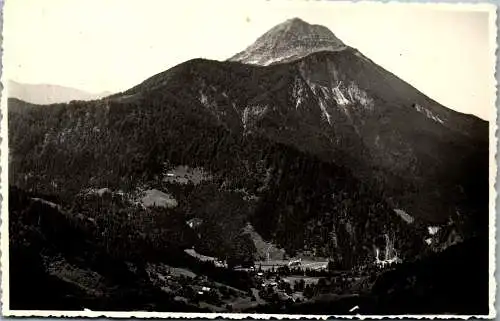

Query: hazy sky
[3,0,496,120]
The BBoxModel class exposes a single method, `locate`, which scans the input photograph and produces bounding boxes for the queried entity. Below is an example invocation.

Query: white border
[488,1,498,318]
[0,1,497,319]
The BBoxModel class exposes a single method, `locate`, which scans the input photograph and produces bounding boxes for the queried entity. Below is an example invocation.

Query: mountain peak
[229,17,346,65]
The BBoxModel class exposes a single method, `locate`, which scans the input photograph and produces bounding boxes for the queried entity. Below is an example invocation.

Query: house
[288,258,302,267]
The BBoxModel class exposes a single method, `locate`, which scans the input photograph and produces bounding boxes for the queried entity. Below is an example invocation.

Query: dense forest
[9,72,439,267]
[8,54,486,265]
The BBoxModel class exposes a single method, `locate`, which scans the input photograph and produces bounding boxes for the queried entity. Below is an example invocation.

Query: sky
[3,0,496,120]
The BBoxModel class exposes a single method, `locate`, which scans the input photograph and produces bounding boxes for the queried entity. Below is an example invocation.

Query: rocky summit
[229,18,346,65]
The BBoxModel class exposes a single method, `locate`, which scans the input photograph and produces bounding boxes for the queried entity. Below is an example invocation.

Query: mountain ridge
[9,49,487,246]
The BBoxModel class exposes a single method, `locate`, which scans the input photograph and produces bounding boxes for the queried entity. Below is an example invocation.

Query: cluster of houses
[287,258,302,267]
[195,286,212,296]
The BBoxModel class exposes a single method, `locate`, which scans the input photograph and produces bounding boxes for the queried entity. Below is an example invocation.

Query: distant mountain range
[7,17,490,314]
[7,80,112,104]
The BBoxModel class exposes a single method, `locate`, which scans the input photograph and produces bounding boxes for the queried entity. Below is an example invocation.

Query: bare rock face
[229,17,346,65]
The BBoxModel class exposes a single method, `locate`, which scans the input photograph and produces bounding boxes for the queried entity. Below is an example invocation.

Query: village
[142,234,403,313]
